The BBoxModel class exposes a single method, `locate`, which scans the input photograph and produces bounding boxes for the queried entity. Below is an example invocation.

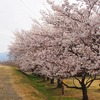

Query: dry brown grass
[0,65,99,100]
[63,78,100,100]
[0,65,21,100]
[0,65,46,100]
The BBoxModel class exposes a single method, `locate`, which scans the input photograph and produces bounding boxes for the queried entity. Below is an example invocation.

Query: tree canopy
[9,0,100,100]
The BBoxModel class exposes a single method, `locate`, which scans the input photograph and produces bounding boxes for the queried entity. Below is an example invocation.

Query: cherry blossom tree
[9,0,100,100]
[40,0,100,99]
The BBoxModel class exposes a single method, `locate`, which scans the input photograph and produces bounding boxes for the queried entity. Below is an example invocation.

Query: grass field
[13,68,100,100]
[12,67,46,100]
[0,65,46,100]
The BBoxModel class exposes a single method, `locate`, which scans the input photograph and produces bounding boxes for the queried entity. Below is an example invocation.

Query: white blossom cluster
[9,0,100,79]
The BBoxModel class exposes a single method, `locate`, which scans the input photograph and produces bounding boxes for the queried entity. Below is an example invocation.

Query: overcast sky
[0,0,46,53]
[0,0,75,53]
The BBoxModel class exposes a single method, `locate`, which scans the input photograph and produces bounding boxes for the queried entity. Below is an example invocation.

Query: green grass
[14,69,79,100]
[24,74,79,100]
[14,68,100,100]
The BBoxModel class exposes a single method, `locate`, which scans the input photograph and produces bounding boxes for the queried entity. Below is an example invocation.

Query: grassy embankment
[13,67,100,100]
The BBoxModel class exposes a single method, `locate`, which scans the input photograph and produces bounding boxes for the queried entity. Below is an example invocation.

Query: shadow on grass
[14,69,80,100]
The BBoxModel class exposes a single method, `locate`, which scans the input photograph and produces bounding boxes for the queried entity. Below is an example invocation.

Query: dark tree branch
[85,76,92,84]
[75,76,81,84]
[86,76,96,88]
[73,77,81,88]
[88,0,99,18]
[73,78,76,87]
[62,81,82,89]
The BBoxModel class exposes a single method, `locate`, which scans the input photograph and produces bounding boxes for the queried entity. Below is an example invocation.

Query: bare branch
[86,76,96,88]
[62,81,82,89]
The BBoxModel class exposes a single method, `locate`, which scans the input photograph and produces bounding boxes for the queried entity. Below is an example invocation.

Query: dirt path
[0,65,21,100]
[0,65,45,100]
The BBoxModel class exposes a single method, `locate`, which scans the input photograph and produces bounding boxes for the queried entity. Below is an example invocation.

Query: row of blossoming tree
[9,0,100,100]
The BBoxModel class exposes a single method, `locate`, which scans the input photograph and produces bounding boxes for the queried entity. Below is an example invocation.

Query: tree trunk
[47,77,49,81]
[37,74,40,77]
[31,68,34,73]
[61,83,64,94]
[42,75,46,81]
[57,79,62,88]
[50,78,54,84]
[81,84,88,100]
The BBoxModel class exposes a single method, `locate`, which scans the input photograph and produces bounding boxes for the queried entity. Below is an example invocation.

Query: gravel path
[0,65,22,100]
